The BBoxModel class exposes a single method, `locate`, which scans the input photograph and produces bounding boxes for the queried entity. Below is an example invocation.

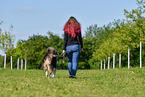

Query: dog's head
[42,47,58,70]
[46,47,57,54]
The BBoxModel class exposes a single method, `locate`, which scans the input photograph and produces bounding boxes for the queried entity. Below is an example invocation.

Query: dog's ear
[47,49,50,53]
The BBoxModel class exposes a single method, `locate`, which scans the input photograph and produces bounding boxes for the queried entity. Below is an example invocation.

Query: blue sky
[0,0,138,55]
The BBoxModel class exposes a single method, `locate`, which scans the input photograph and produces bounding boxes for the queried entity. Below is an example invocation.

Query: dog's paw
[52,75,55,78]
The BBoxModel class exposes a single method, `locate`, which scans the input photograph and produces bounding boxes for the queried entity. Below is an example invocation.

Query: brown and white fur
[42,47,58,78]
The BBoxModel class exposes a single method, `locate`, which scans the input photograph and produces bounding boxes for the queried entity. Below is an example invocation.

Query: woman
[63,16,83,78]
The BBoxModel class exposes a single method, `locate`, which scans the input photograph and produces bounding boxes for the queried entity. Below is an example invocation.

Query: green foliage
[0,55,3,68]
[0,21,15,53]
[2,0,145,69]
[88,0,145,69]
[0,68,145,96]
[5,32,65,69]
[5,31,90,69]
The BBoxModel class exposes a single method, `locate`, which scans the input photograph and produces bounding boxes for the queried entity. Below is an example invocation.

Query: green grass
[0,68,145,97]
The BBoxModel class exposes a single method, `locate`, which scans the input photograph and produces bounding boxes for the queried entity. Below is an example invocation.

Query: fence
[3,54,27,70]
[100,46,142,70]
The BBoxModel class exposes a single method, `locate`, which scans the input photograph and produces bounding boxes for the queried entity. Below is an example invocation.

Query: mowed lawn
[0,68,145,97]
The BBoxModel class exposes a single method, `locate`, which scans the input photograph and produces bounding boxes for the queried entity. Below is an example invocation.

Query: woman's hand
[63,50,66,53]
[81,48,83,51]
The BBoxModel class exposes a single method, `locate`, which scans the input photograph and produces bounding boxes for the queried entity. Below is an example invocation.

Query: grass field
[0,68,145,97]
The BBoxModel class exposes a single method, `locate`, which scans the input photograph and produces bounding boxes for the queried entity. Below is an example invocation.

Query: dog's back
[43,47,58,78]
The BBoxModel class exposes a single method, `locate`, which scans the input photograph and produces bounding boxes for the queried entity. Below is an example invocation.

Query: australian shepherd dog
[42,47,58,78]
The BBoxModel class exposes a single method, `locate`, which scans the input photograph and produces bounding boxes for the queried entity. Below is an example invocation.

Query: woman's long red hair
[63,17,81,38]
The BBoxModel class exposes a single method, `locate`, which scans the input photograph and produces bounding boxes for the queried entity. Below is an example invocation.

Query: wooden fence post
[128,47,130,69]
[25,59,26,70]
[21,59,23,70]
[104,59,105,70]
[4,54,6,68]
[11,56,12,69]
[101,60,102,70]
[119,54,121,68]
[140,42,142,68]
[108,57,110,69]
[17,58,19,69]
[113,53,115,69]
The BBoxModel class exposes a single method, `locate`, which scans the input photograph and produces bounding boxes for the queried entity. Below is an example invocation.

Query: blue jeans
[66,45,80,77]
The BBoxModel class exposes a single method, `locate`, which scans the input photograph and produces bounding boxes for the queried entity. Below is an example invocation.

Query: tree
[0,21,15,53]
[84,20,122,69]
[89,0,145,69]
[6,32,65,69]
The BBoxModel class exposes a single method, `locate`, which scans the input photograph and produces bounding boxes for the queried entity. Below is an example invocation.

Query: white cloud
[13,7,38,13]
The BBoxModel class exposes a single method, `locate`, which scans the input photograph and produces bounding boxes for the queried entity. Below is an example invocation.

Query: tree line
[0,0,145,69]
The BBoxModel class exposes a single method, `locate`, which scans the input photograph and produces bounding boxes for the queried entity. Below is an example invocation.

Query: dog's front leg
[52,68,57,78]
[48,71,52,78]
[48,66,52,78]
[46,71,51,78]
[48,73,51,78]
[46,70,48,77]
